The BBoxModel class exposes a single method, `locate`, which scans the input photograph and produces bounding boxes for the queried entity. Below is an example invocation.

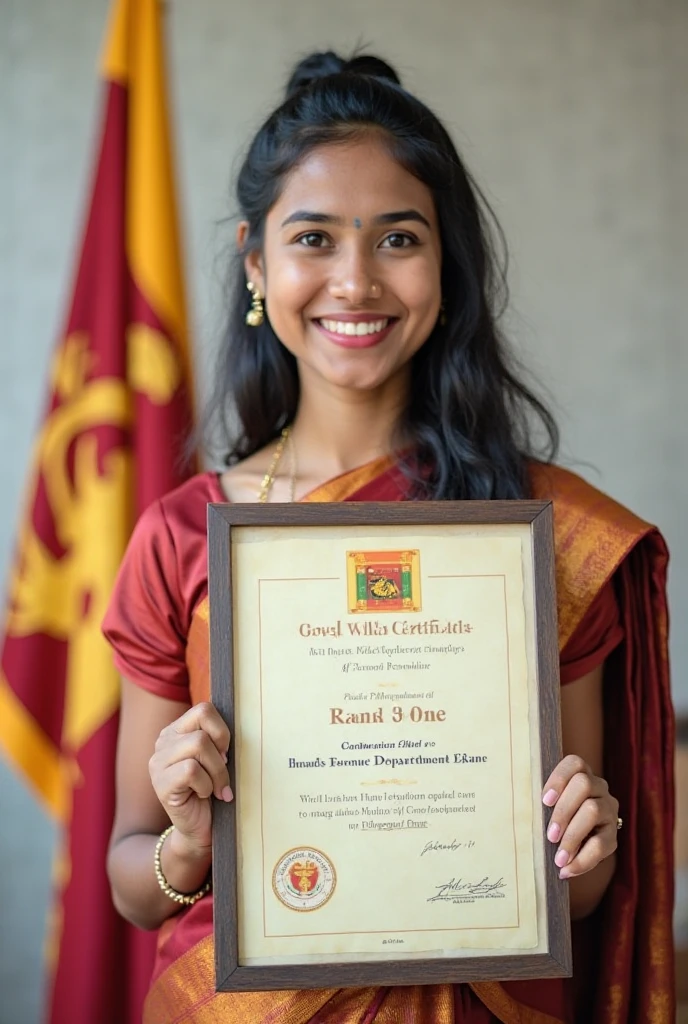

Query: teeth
[320,318,390,336]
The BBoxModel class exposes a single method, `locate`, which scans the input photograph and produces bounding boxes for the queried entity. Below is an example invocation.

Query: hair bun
[344,55,401,86]
[285,51,402,100]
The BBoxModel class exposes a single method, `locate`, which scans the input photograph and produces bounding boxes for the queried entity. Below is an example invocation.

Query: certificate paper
[209,505,571,988]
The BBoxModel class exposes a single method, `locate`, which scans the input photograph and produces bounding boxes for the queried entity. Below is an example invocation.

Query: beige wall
[1,1,686,1020]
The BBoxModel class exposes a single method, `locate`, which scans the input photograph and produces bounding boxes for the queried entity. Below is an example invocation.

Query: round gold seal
[272,847,336,912]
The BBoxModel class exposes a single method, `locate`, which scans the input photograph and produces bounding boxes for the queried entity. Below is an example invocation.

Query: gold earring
[246,282,265,327]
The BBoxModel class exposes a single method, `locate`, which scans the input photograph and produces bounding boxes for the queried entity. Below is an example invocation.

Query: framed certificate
[208,502,571,991]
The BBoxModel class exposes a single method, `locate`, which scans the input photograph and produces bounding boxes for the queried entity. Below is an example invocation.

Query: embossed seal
[272,847,336,912]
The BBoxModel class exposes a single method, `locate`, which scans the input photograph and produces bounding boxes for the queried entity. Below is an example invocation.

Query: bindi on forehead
[353,218,363,229]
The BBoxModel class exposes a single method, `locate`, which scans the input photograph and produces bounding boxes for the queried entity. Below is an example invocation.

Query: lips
[313,316,399,349]
[318,317,391,337]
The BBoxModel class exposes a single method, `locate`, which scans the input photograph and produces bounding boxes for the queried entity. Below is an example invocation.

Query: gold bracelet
[154,825,211,906]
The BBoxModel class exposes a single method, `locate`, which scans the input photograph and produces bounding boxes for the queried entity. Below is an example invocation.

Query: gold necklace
[258,426,296,503]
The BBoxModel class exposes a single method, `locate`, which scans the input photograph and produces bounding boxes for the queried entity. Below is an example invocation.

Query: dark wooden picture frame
[208,501,571,992]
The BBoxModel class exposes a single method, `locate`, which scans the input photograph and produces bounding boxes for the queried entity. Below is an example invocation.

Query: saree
[140,459,675,1024]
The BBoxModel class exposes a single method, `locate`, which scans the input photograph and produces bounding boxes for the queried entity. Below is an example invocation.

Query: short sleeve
[102,500,191,702]
[560,579,624,685]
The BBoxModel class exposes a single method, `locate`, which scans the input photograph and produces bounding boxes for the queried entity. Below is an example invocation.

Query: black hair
[205,49,558,499]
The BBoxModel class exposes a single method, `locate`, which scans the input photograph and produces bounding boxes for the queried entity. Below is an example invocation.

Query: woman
[103,52,675,1023]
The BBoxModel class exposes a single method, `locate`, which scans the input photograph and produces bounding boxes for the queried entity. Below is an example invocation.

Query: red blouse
[102,472,623,700]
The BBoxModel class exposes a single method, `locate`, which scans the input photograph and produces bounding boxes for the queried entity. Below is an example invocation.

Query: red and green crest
[346,550,421,613]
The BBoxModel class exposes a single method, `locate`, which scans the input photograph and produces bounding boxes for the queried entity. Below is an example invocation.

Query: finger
[157,730,231,801]
[158,757,217,806]
[559,825,618,879]
[542,755,590,807]
[552,796,608,869]
[545,769,597,845]
[160,702,231,757]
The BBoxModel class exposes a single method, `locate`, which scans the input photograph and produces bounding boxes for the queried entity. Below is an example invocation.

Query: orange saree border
[300,453,395,503]
[146,459,670,1024]
[528,463,653,648]
[144,934,341,1024]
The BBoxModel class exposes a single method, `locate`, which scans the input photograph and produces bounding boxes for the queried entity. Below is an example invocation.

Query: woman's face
[242,136,442,396]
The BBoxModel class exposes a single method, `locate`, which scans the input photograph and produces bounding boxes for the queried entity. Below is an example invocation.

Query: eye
[295,232,332,248]
[380,232,417,249]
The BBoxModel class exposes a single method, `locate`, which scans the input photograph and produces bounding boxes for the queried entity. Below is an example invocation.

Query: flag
[0,1,195,1021]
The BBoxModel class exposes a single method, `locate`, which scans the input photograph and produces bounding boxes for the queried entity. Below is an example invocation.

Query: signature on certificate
[427,877,507,902]
[420,839,475,856]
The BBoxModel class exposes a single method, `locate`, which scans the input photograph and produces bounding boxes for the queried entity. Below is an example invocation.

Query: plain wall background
[2,1,686,1021]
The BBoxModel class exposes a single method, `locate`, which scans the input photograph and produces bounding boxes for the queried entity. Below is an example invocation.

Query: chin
[314,353,402,391]
[322,369,394,392]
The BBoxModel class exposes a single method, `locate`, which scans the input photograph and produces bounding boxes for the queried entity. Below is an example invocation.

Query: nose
[327,245,379,305]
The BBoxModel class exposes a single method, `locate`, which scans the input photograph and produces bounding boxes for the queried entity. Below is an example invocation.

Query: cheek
[265,250,320,318]
[394,258,441,313]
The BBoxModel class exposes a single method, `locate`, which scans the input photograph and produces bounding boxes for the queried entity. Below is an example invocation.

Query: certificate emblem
[347,549,422,613]
[272,847,336,912]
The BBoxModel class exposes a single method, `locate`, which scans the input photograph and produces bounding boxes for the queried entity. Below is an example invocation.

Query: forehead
[270,137,436,223]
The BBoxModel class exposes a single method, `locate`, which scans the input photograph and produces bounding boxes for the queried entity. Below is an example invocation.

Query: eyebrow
[280,209,432,229]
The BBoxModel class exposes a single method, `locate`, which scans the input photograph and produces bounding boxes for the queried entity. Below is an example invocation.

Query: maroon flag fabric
[0,2,196,1021]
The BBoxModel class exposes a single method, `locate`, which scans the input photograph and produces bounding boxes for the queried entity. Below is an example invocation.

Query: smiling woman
[102,49,674,1024]
[203,51,560,504]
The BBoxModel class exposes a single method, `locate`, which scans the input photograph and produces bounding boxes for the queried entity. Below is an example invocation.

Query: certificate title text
[298,618,473,638]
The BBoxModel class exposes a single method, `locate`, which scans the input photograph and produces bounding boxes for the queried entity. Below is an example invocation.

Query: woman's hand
[542,754,619,880]
[148,702,233,857]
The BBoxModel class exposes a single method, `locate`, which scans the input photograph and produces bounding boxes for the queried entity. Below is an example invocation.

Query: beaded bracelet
[154,825,211,906]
